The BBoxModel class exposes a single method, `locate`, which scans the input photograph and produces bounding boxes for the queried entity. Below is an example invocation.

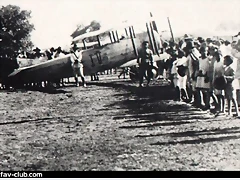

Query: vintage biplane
[7,13,170,87]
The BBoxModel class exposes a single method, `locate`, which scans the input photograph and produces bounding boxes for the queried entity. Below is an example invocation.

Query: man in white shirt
[220,40,232,57]
[171,50,189,101]
[181,34,193,52]
[71,48,86,87]
[186,41,201,107]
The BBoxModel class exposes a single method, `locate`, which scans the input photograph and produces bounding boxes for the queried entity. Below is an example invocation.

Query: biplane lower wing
[119,53,170,68]
[8,54,74,84]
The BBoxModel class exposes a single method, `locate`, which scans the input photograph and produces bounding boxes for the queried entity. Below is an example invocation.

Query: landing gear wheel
[145,66,159,81]
[129,67,139,82]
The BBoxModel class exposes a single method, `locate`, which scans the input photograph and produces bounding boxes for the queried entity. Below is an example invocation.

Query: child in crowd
[213,50,225,114]
[223,55,239,117]
[208,50,219,113]
[196,47,211,110]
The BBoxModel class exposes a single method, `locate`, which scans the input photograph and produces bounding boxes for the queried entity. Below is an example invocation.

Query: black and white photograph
[1,0,240,172]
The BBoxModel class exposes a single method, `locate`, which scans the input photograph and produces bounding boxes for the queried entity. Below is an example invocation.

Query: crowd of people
[8,32,240,118]
[14,45,87,88]
[151,33,240,117]
[18,46,69,60]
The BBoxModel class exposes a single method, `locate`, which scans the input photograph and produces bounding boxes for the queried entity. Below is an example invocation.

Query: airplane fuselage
[7,29,162,86]
[81,30,161,75]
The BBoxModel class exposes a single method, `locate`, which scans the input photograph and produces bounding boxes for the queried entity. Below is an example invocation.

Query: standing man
[71,48,86,87]
[196,46,211,110]
[181,34,193,56]
[54,47,65,58]
[157,41,169,79]
[186,41,201,107]
[137,41,154,87]
[49,47,55,58]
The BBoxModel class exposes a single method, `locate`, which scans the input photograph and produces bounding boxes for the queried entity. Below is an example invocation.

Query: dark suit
[137,48,153,86]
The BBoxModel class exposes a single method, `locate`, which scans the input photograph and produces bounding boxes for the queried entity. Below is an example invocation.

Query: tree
[0,4,34,82]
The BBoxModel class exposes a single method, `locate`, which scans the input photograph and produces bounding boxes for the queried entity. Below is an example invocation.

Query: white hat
[176,57,187,66]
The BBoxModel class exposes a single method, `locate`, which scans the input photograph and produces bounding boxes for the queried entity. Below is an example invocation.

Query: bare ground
[1,74,240,171]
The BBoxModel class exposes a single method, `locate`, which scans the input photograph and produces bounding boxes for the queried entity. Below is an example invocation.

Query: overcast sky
[1,0,240,49]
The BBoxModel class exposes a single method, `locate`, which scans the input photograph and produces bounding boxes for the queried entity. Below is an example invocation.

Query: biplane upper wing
[72,28,113,43]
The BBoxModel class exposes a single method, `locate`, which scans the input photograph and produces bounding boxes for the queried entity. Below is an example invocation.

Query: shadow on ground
[92,79,240,145]
[0,86,72,94]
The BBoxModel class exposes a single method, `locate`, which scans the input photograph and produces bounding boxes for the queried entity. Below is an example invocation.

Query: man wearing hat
[194,41,201,51]
[54,46,65,58]
[165,41,178,82]
[181,34,193,51]
[33,47,41,59]
[206,38,213,44]
[49,47,55,58]
[171,49,189,101]
[208,41,219,57]
[197,37,204,42]
[186,40,201,107]
[45,50,53,60]
[220,40,232,57]
[198,37,207,50]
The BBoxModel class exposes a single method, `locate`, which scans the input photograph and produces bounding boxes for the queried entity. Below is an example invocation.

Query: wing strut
[167,17,175,44]
[97,35,101,46]
[109,32,113,43]
[125,28,128,37]
[129,26,138,58]
[131,26,136,38]
[111,31,116,42]
[115,30,120,42]
[146,23,155,54]
[82,39,87,49]
[149,22,159,56]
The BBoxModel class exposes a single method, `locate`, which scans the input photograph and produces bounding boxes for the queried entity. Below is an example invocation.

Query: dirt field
[1,74,240,171]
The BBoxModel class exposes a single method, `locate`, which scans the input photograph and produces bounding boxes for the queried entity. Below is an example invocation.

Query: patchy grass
[1,75,240,171]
